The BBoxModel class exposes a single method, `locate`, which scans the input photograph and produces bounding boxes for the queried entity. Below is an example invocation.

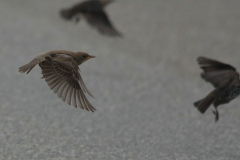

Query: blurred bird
[194,57,240,122]
[19,50,96,112]
[60,0,122,37]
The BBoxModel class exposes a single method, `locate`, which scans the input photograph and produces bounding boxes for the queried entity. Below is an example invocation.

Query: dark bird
[60,0,122,37]
[19,50,96,112]
[194,57,240,122]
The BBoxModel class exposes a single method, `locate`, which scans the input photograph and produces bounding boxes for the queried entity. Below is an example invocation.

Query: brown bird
[19,50,96,112]
[194,57,240,122]
[60,0,122,37]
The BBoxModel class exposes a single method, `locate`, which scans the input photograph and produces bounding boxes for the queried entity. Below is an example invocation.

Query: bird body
[215,86,240,106]
[194,57,240,121]
[61,0,104,19]
[19,50,96,112]
[60,0,122,36]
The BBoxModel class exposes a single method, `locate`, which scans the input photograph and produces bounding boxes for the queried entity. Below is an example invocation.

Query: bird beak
[87,55,95,59]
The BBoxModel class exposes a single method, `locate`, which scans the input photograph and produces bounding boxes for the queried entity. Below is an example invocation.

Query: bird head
[60,9,74,20]
[75,52,95,65]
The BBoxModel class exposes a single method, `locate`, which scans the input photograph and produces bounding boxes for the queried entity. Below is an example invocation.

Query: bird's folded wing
[39,58,95,112]
[197,57,240,87]
[84,11,121,36]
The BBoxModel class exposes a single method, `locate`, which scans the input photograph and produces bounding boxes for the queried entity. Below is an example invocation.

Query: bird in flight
[19,50,96,112]
[60,0,122,37]
[194,57,240,122]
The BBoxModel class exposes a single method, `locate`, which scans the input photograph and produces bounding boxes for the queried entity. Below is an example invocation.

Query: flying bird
[60,0,122,37]
[194,57,240,122]
[19,50,96,112]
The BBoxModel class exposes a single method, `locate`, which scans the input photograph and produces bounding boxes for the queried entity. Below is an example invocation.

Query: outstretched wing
[197,57,240,88]
[84,11,122,37]
[60,0,103,21]
[39,57,95,112]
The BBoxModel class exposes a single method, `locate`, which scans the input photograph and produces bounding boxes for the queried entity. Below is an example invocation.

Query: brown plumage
[194,57,240,121]
[60,0,122,37]
[19,50,96,112]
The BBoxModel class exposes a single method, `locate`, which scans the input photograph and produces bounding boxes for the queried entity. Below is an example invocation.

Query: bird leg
[74,16,81,24]
[212,107,219,122]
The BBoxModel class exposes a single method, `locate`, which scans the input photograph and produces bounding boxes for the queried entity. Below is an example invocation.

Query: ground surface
[1,0,240,159]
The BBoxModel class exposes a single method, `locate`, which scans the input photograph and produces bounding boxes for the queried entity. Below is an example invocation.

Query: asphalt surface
[1,0,240,159]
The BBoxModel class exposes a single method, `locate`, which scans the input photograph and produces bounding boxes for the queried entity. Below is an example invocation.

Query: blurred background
[0,0,240,159]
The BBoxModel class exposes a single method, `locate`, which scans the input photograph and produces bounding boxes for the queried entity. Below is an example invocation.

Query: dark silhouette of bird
[194,56,240,121]
[60,0,122,37]
[19,50,96,112]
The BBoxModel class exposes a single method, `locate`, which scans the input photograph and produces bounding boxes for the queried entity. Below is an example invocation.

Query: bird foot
[212,109,219,122]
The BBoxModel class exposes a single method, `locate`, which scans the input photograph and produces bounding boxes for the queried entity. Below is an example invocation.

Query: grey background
[0,0,240,159]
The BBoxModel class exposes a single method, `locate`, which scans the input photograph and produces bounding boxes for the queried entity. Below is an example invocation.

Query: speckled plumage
[194,57,240,122]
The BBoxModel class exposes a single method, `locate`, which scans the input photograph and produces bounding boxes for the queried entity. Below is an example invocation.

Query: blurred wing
[201,70,240,88]
[78,0,103,12]
[197,57,240,87]
[197,56,236,71]
[39,58,95,112]
[83,11,122,37]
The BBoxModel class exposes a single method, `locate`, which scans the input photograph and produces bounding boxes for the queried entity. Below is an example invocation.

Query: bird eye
[83,55,86,58]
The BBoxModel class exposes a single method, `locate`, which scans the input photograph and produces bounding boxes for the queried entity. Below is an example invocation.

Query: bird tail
[19,59,38,74]
[60,9,75,20]
[194,89,218,114]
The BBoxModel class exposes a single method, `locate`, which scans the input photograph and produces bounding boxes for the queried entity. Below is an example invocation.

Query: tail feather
[194,99,211,114]
[193,99,203,109]
[19,59,38,74]
[194,89,218,114]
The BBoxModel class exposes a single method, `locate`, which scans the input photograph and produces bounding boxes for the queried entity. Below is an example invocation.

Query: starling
[19,50,96,112]
[194,57,240,121]
[60,0,122,37]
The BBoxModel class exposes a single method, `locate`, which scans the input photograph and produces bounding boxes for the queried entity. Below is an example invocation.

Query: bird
[19,50,96,112]
[194,56,240,122]
[60,0,122,37]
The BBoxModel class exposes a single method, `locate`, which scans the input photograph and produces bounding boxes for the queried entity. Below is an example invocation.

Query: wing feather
[197,57,240,87]
[39,56,95,111]
[84,11,121,37]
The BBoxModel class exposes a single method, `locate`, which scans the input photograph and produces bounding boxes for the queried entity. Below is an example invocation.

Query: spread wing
[60,0,103,21]
[39,57,95,112]
[83,11,122,37]
[197,56,240,88]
